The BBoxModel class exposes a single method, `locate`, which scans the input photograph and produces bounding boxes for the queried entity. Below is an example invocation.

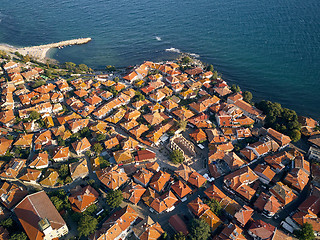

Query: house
[267,128,291,148]
[224,166,259,201]
[19,167,41,182]
[171,180,192,201]
[189,128,207,143]
[169,214,189,236]
[123,71,139,83]
[14,134,33,148]
[122,181,146,204]
[234,205,254,227]
[14,191,69,240]
[0,138,13,156]
[213,223,246,240]
[172,107,195,121]
[142,188,160,207]
[143,111,165,126]
[254,164,276,184]
[133,168,154,187]
[0,110,15,127]
[283,167,309,192]
[233,100,265,122]
[270,182,297,205]
[188,113,212,129]
[68,185,99,212]
[135,149,156,162]
[104,137,120,149]
[132,216,164,240]
[188,197,222,230]
[96,166,128,190]
[121,137,139,150]
[52,146,69,162]
[72,137,91,155]
[0,158,26,179]
[254,192,282,217]
[248,219,275,240]
[69,159,89,180]
[113,149,133,164]
[67,118,89,133]
[149,170,171,193]
[40,169,59,187]
[188,171,207,188]
[204,184,242,215]
[150,191,178,213]
[89,206,138,240]
[264,151,293,172]
[0,182,28,209]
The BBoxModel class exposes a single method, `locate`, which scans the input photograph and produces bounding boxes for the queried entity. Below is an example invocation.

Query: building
[14,191,68,240]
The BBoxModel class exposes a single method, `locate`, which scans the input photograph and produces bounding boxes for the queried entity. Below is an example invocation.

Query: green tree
[290,129,301,142]
[77,215,98,237]
[9,232,28,240]
[207,64,214,72]
[190,219,211,240]
[58,164,69,179]
[106,65,116,71]
[97,134,107,142]
[231,84,241,93]
[50,196,64,211]
[84,204,97,216]
[134,91,145,101]
[114,77,120,82]
[243,91,253,103]
[212,71,218,80]
[99,156,111,169]
[181,56,192,64]
[177,120,187,131]
[22,55,31,63]
[170,150,185,164]
[295,223,315,240]
[173,232,186,240]
[106,189,123,208]
[29,111,40,120]
[78,64,89,72]
[64,62,76,70]
[205,198,222,216]
[0,218,13,228]
[93,143,103,154]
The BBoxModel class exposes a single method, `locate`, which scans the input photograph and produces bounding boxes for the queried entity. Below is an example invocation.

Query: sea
[0,0,319,119]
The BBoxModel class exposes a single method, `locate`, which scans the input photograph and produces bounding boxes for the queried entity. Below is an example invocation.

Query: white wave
[189,53,200,58]
[165,47,181,53]
[155,36,161,41]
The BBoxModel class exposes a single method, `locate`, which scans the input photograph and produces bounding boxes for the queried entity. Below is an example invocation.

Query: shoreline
[0,37,91,63]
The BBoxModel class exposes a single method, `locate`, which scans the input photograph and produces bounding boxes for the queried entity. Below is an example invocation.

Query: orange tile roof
[0,158,26,179]
[189,128,207,143]
[188,197,210,217]
[0,137,13,156]
[68,185,99,212]
[113,149,133,164]
[149,170,171,192]
[234,205,254,227]
[72,137,91,154]
[0,182,27,209]
[188,171,207,188]
[90,206,138,240]
[150,191,178,213]
[104,136,120,149]
[19,168,42,183]
[14,191,67,240]
[133,216,164,240]
[40,169,59,187]
[52,146,69,161]
[14,134,33,147]
[122,181,146,204]
[96,166,128,190]
[171,180,192,199]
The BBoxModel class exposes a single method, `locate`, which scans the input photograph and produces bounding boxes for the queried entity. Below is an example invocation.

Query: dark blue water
[0,0,319,119]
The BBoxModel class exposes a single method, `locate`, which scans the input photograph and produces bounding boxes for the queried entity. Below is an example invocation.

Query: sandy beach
[0,38,91,62]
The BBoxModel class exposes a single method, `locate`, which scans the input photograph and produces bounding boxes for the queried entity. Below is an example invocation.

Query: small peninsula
[0,49,319,240]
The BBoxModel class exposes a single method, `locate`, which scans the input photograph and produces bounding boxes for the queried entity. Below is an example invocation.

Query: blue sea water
[0,0,319,119]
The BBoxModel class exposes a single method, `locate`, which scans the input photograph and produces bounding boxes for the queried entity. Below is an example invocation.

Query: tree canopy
[9,232,28,240]
[173,232,186,240]
[190,219,211,240]
[93,143,103,154]
[106,189,123,208]
[256,100,301,142]
[295,223,315,240]
[29,111,41,120]
[170,150,185,164]
[231,84,241,93]
[243,91,253,103]
[77,215,98,237]
[205,198,222,216]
